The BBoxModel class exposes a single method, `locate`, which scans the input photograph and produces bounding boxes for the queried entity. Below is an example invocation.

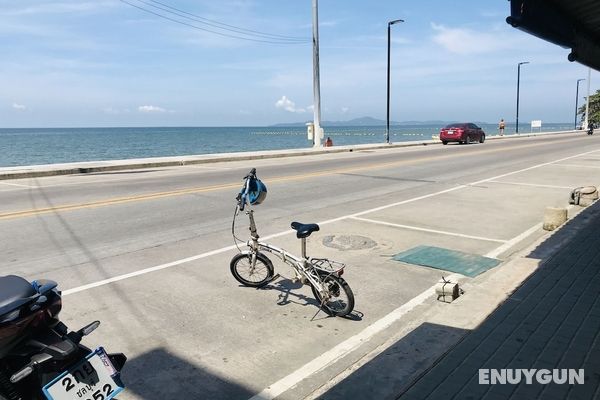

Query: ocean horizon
[1,123,574,168]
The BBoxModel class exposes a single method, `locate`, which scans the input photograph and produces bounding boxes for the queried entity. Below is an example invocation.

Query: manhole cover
[322,235,377,251]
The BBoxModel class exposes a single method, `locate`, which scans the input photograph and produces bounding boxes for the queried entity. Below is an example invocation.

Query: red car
[439,123,486,145]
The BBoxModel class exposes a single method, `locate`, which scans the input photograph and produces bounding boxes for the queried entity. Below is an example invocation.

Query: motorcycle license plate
[43,348,124,400]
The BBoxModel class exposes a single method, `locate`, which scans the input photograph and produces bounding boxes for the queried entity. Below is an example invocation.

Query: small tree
[578,89,600,128]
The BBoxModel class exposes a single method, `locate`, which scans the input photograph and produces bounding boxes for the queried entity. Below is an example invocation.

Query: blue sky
[0,0,597,127]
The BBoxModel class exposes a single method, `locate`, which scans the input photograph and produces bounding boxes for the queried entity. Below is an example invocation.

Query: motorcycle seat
[291,222,320,239]
[0,275,37,316]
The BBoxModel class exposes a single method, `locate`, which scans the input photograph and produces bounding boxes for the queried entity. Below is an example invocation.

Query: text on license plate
[43,349,124,400]
[447,130,454,134]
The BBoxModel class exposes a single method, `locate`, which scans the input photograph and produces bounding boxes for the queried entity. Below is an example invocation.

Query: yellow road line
[0,137,586,220]
[0,182,239,220]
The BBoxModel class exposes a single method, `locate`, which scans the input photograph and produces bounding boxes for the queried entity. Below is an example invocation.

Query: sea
[0,123,574,168]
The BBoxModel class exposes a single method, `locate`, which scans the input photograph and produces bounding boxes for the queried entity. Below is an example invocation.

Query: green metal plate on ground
[392,245,501,277]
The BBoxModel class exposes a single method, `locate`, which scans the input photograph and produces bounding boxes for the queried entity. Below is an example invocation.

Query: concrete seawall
[0,130,578,180]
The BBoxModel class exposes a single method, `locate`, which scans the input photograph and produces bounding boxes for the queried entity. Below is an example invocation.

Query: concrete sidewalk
[395,200,600,399]
[0,130,576,180]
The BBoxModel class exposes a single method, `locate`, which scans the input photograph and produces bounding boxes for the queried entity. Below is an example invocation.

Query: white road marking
[351,217,506,243]
[248,273,463,400]
[63,148,600,295]
[553,163,600,169]
[63,245,239,296]
[487,181,572,190]
[246,150,600,400]
[247,218,558,400]
[484,223,542,259]
[0,181,35,188]
[57,147,600,398]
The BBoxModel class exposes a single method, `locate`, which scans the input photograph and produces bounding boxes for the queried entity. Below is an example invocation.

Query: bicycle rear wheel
[311,274,354,317]
[230,252,274,287]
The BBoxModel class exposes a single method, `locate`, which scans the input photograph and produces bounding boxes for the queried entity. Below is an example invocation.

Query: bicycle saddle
[291,222,320,239]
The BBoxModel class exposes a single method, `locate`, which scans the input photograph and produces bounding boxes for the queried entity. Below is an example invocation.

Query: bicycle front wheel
[230,252,274,287]
[311,274,354,317]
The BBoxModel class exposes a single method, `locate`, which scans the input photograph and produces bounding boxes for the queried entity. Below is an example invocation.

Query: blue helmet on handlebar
[246,177,267,205]
[238,168,267,210]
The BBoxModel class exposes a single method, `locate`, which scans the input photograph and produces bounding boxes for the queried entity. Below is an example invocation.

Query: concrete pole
[312,0,323,148]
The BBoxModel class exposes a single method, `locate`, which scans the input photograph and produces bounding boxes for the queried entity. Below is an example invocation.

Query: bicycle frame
[244,209,331,295]
[231,168,354,317]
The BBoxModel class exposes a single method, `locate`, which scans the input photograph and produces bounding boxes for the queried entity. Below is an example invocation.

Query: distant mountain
[271,117,452,127]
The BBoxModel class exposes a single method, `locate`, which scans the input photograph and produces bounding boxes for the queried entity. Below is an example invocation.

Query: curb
[0,129,578,181]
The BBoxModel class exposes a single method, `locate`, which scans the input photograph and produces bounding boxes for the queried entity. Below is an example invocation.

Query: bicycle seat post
[300,237,307,259]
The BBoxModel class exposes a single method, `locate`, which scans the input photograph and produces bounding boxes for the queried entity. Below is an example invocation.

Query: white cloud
[431,23,515,55]
[138,105,166,113]
[275,96,306,113]
[341,107,349,114]
[12,103,26,110]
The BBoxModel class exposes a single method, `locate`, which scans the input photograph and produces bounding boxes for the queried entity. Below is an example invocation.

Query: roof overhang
[507,0,600,71]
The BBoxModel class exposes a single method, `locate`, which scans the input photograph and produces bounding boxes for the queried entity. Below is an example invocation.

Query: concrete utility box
[435,278,460,303]
[569,186,598,207]
[543,207,567,231]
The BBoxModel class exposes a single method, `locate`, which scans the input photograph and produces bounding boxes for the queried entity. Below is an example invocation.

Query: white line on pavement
[486,181,573,190]
[351,217,506,243]
[484,223,542,259]
[247,218,556,400]
[553,163,600,169]
[0,181,35,188]
[248,273,463,400]
[246,150,600,400]
[62,148,600,296]
[63,245,239,296]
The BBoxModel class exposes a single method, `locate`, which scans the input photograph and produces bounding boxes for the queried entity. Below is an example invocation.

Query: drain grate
[393,245,501,277]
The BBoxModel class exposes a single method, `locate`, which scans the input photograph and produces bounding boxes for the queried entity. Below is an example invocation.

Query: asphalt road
[2,132,600,399]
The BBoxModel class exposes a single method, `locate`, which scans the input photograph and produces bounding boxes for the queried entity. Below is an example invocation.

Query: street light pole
[386,19,404,144]
[312,0,323,148]
[585,67,592,130]
[516,61,529,134]
[575,78,585,130]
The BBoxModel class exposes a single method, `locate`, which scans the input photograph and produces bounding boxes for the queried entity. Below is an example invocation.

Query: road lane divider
[0,181,242,220]
[2,138,598,221]
[61,149,600,296]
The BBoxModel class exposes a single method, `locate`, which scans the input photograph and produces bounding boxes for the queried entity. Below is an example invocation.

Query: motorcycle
[0,275,126,400]
[588,125,594,135]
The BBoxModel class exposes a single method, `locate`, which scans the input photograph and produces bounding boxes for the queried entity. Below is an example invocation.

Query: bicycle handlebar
[237,168,257,211]
[244,168,257,179]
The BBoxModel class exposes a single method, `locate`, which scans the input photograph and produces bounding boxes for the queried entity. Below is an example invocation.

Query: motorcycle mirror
[10,365,33,383]
[81,320,100,336]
